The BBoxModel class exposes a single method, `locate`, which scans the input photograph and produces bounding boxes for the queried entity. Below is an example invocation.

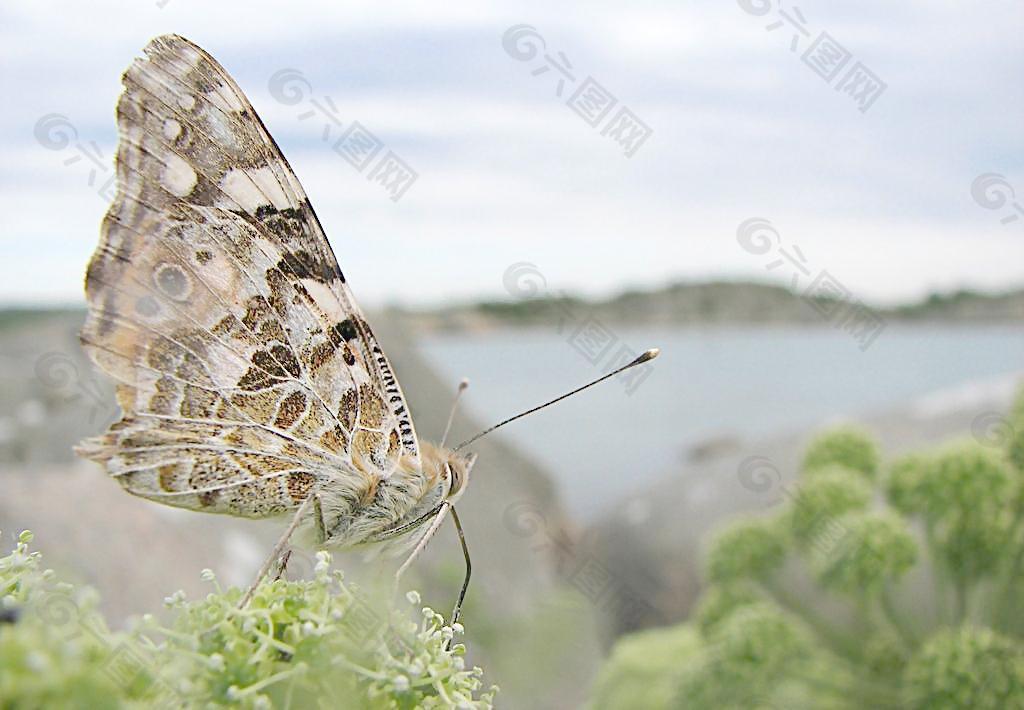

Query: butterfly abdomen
[320,442,473,552]
[315,453,437,549]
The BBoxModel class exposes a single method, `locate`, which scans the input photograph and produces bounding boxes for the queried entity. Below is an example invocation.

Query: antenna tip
[638,347,660,364]
[458,378,470,390]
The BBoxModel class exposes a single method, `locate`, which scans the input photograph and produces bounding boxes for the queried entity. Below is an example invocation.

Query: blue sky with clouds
[1,0,1022,308]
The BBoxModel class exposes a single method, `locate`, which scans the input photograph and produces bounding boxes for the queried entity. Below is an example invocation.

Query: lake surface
[417,324,1024,520]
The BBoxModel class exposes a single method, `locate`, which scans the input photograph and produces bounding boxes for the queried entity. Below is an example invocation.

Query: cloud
[1,0,1022,306]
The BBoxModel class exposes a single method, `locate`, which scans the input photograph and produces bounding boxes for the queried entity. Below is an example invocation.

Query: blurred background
[1,1,1022,707]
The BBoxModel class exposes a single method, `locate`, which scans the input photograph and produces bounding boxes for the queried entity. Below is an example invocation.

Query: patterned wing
[77,34,419,518]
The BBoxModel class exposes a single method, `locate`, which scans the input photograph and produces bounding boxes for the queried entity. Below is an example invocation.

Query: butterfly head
[417,440,476,505]
[441,450,476,504]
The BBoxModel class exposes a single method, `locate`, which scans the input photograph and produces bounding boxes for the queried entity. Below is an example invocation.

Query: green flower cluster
[0,531,496,708]
[705,517,787,585]
[591,388,1024,709]
[889,442,1015,584]
[675,602,811,709]
[904,626,1024,710]
[788,466,872,547]
[801,426,879,480]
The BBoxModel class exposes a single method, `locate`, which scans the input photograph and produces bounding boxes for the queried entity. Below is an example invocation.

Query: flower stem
[879,583,917,649]
[793,669,902,709]
[953,575,969,625]
[994,514,1024,629]
[760,578,862,662]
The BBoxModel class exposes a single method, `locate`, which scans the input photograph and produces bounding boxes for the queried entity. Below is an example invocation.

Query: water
[417,325,1024,520]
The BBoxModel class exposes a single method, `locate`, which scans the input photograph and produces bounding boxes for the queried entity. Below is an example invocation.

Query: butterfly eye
[445,460,462,496]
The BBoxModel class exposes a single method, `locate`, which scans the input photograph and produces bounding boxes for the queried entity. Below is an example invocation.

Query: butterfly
[77,34,658,623]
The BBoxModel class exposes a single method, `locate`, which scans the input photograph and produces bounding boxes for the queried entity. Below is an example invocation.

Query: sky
[1,0,1022,309]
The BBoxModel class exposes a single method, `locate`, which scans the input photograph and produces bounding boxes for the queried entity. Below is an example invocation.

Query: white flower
[162,590,185,607]
[207,653,225,671]
[315,550,332,574]
[25,651,48,672]
[405,590,421,605]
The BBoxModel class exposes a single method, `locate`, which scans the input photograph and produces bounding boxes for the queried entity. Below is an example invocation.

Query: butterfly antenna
[440,378,470,448]
[452,348,660,452]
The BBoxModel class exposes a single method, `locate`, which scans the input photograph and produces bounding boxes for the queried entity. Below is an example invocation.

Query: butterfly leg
[239,493,316,608]
[272,549,292,582]
[313,493,327,546]
[391,502,451,606]
[446,506,472,650]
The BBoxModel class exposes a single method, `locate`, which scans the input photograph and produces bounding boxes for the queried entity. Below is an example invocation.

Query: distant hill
[0,307,84,332]
[4,281,1023,336]
[393,281,1024,332]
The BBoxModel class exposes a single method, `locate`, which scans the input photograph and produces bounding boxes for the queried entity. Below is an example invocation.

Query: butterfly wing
[78,34,420,518]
